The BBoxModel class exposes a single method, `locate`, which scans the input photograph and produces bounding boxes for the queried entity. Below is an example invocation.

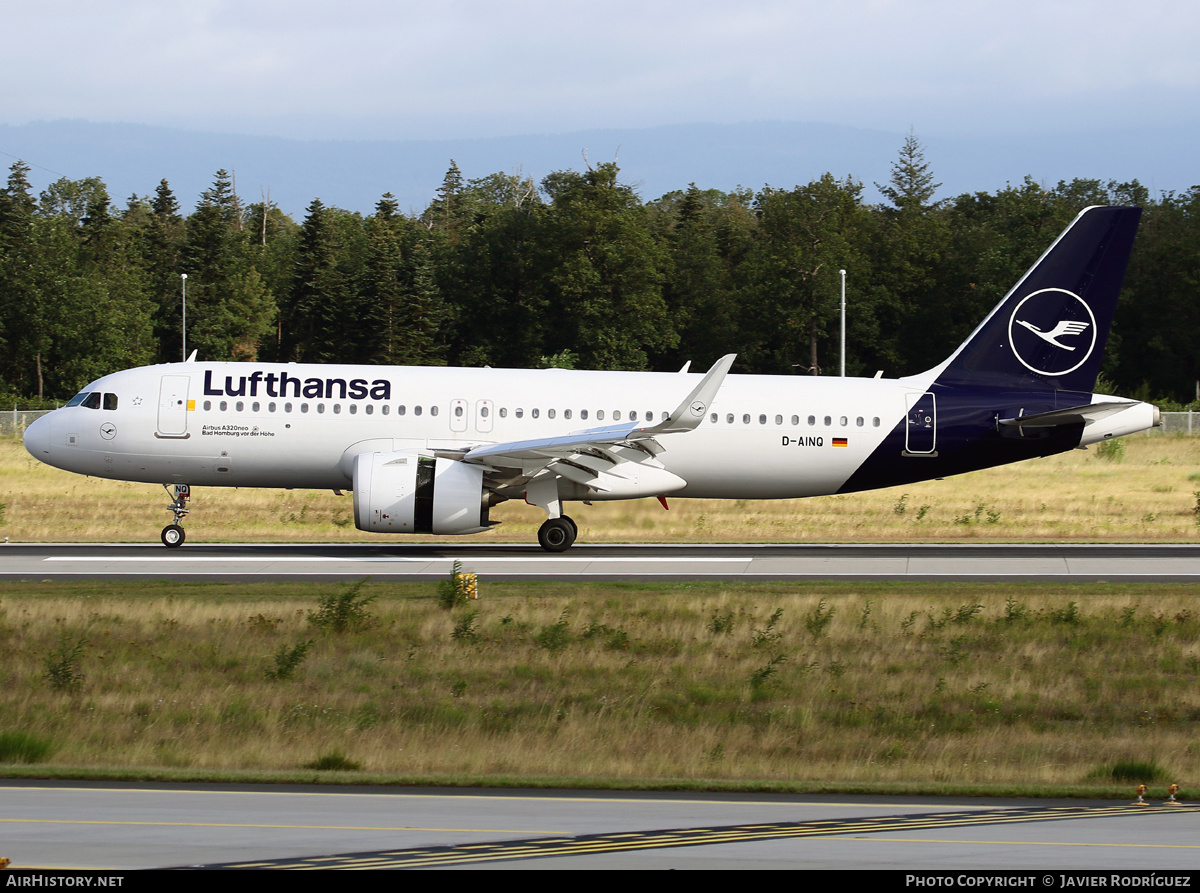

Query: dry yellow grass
[1,581,1197,790]
[2,433,1198,544]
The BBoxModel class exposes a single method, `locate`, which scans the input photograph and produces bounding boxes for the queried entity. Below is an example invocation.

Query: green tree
[423,160,468,240]
[438,171,547,367]
[2,174,156,396]
[0,162,41,392]
[877,131,941,212]
[537,163,675,369]
[398,242,447,365]
[747,174,867,375]
[1112,188,1200,401]
[871,134,949,374]
[280,199,369,363]
[142,180,187,361]
[361,193,409,364]
[183,170,276,360]
[650,185,741,369]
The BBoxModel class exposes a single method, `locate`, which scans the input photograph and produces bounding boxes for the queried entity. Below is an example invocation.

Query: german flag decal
[832,437,848,447]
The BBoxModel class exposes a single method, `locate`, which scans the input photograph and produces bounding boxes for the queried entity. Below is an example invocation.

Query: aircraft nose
[23,413,52,460]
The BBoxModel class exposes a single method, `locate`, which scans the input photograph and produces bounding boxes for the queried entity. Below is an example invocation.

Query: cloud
[4,1,1198,139]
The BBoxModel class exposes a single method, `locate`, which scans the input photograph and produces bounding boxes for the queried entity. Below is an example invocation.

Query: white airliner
[23,205,1158,552]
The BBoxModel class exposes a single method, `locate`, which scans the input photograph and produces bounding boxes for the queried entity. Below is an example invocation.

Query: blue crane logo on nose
[1008,288,1097,376]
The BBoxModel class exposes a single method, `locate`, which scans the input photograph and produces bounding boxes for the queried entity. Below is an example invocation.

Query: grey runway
[4,542,1200,582]
[2,782,1196,871]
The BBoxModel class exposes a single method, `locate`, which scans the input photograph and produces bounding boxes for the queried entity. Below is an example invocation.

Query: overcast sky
[6,0,1199,142]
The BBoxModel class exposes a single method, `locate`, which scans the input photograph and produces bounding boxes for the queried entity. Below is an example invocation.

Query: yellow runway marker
[198,804,1195,870]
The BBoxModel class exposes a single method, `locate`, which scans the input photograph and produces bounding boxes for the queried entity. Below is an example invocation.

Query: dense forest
[0,137,1197,405]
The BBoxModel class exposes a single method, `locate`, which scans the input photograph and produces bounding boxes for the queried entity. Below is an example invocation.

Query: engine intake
[352,451,492,535]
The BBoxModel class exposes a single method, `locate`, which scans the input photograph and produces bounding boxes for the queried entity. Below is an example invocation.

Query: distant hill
[1,119,1194,218]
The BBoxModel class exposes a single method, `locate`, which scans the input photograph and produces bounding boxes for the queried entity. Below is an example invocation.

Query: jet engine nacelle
[352,451,492,535]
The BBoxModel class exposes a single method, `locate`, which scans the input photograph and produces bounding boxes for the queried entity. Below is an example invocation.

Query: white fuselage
[26,361,933,499]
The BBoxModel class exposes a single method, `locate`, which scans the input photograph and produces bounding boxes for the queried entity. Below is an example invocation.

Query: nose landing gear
[161,484,190,548]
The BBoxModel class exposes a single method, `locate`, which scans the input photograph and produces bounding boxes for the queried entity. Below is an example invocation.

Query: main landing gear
[161,484,190,548]
[537,515,577,553]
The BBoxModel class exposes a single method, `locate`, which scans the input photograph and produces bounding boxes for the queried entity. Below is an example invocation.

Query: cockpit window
[66,391,89,407]
[103,393,118,411]
[81,393,102,410]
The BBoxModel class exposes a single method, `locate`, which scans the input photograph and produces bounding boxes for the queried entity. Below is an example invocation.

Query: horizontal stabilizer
[998,401,1141,429]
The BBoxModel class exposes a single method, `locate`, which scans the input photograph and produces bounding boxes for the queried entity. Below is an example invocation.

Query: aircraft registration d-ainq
[24,206,1159,552]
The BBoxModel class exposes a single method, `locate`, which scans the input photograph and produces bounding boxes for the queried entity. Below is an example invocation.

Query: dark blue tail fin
[935,205,1142,392]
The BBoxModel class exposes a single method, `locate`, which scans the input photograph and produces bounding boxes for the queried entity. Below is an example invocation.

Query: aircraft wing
[452,354,735,494]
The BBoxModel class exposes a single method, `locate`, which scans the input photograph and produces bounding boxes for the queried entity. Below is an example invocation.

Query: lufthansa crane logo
[1007,288,1096,377]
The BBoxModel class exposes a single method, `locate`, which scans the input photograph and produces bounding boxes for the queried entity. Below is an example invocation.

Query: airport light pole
[839,269,846,377]
[181,273,187,362]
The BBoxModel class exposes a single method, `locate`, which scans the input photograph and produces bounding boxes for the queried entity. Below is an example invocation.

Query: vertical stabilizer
[934,206,1141,393]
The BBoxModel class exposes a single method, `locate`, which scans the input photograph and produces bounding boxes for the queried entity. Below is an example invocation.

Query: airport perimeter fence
[4,407,1200,437]
[1,409,52,436]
